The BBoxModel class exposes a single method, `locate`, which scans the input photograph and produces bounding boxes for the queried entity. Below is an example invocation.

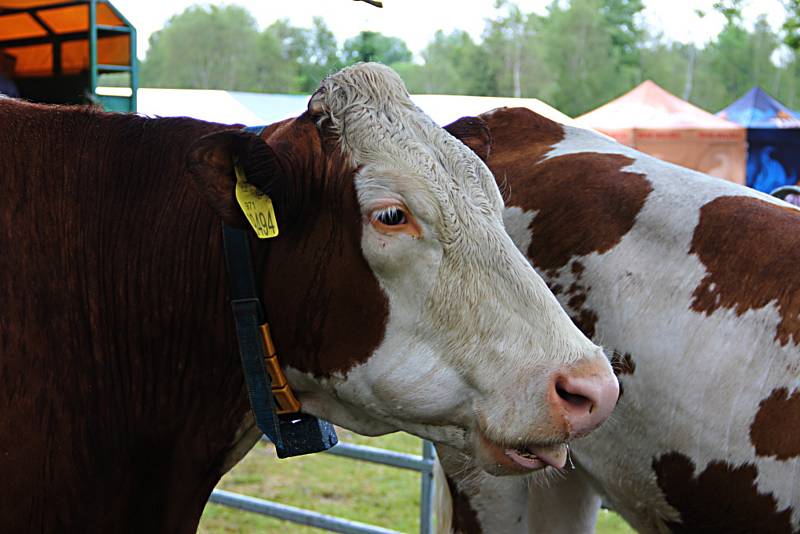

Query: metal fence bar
[210,489,400,534]
[213,437,437,533]
[277,437,432,472]
[418,441,436,534]
[327,442,428,470]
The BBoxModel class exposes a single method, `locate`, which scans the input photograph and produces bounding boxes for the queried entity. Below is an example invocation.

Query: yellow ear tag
[234,165,279,239]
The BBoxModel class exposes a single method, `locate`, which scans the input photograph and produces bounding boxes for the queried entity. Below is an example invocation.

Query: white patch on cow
[525,125,800,529]
[435,443,532,533]
[503,206,535,256]
[285,64,617,468]
[433,456,454,534]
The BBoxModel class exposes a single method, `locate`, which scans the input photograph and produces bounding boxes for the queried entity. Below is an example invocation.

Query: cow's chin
[298,392,570,476]
[293,387,472,447]
[471,428,570,477]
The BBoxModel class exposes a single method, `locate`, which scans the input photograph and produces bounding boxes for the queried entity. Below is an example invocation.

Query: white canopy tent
[135,88,576,127]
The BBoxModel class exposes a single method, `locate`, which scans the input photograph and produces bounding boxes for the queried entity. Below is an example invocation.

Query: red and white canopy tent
[576,80,747,185]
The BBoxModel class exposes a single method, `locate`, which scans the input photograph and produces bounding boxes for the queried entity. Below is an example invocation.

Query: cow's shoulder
[480,111,654,273]
[689,193,800,346]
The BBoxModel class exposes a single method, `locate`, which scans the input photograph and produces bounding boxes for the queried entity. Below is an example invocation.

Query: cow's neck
[26,109,254,533]
[253,130,390,381]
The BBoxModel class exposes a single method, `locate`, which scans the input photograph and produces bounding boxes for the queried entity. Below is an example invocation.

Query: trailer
[0,0,136,111]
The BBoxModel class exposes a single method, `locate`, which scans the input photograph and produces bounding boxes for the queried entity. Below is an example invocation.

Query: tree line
[139,0,800,117]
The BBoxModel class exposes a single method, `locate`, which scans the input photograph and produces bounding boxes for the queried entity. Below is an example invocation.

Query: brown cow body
[0,100,251,532]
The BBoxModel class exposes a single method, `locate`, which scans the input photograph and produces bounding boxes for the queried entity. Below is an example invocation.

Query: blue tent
[718,87,800,192]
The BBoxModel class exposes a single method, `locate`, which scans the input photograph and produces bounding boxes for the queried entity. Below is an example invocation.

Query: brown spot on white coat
[689,195,800,346]
[653,452,796,533]
[750,387,800,460]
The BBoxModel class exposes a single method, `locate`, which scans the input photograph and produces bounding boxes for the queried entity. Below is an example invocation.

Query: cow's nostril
[551,367,619,437]
[555,380,594,413]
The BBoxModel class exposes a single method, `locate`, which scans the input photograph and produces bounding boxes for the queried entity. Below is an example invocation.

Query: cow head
[187,63,618,475]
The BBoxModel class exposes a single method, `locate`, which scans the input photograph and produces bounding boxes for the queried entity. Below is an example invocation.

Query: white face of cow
[282,63,619,475]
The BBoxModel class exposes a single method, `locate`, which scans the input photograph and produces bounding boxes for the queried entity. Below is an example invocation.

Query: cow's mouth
[504,443,569,470]
[476,431,569,474]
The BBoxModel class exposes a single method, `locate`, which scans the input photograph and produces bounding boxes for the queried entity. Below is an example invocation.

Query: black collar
[221,125,337,458]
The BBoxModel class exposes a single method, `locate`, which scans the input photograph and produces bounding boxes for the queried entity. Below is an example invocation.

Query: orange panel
[2,3,123,34]
[0,2,130,76]
[60,40,87,74]
[0,0,122,13]
[0,1,73,7]
[60,34,128,74]
[97,33,128,64]
[4,43,51,77]
[38,5,88,33]
[0,13,46,40]
[96,3,123,26]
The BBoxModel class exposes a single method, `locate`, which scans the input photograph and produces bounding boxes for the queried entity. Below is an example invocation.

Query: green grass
[596,509,637,534]
[199,429,422,533]
[198,429,635,533]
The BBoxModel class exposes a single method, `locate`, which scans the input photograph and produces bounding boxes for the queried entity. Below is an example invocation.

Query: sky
[109,0,789,61]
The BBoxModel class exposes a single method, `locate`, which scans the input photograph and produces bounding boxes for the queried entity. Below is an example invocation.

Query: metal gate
[209,437,436,534]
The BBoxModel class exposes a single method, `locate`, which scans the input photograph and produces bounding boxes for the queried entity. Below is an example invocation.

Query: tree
[639,37,690,97]
[250,22,301,93]
[538,0,628,116]
[691,11,780,111]
[750,16,781,93]
[265,18,308,62]
[389,62,428,93]
[412,30,493,95]
[713,0,745,25]
[779,54,800,108]
[136,0,799,113]
[784,0,800,50]
[600,0,645,81]
[296,17,342,92]
[482,0,534,98]
[778,1,800,106]
[678,9,707,100]
[140,5,260,90]
[342,31,412,65]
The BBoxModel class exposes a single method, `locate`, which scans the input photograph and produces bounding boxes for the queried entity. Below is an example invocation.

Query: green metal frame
[0,0,137,111]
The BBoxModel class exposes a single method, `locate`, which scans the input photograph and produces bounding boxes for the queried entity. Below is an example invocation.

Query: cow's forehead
[315,63,503,220]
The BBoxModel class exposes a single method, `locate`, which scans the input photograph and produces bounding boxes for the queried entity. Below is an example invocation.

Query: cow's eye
[373,206,407,226]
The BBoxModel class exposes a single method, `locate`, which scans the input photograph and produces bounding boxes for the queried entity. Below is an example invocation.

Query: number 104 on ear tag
[234,165,279,239]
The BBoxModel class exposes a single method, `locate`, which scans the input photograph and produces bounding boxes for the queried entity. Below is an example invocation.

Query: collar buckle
[259,324,302,414]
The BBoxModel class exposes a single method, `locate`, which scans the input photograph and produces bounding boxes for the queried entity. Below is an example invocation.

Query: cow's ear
[187,130,287,230]
[444,115,492,162]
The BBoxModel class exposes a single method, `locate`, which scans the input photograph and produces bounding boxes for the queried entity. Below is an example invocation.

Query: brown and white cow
[0,65,618,533]
[436,107,800,533]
